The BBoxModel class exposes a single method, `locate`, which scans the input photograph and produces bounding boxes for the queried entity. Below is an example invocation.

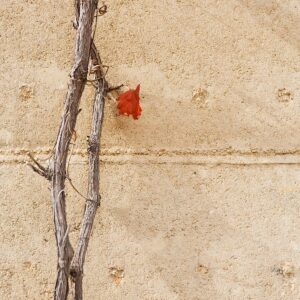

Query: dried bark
[28,1,112,299]
[51,1,97,299]
[69,42,108,300]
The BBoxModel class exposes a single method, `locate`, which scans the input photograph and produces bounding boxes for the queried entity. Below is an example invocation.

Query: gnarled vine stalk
[29,1,108,299]
[69,23,108,300]
[51,1,97,298]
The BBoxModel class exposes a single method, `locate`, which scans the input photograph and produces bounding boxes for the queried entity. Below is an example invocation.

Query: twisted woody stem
[51,1,98,299]
[29,1,109,298]
[69,1,108,299]
[69,47,108,300]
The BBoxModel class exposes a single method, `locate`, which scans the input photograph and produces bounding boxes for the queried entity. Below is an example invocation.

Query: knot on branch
[87,136,99,154]
[58,258,68,270]
[69,70,89,83]
[70,264,82,281]
[89,194,101,206]
[97,194,101,206]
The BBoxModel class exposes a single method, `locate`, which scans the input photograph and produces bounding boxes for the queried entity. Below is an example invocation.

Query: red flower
[117,84,142,120]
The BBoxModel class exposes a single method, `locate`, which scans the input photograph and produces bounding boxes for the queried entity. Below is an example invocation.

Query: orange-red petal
[117,84,142,120]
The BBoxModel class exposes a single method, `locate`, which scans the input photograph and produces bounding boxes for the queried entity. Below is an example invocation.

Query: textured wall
[1,0,300,299]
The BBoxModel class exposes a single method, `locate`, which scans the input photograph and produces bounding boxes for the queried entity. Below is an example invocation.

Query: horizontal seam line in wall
[1,150,300,166]
[1,147,300,156]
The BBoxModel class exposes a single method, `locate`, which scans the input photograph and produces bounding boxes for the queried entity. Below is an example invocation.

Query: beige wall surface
[1,0,300,299]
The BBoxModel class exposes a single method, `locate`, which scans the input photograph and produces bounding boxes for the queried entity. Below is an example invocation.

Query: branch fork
[29,1,114,299]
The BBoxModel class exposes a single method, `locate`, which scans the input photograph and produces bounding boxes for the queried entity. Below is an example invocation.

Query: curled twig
[108,84,124,92]
[96,4,107,16]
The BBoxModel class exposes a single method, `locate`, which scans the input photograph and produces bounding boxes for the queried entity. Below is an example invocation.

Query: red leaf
[117,84,142,120]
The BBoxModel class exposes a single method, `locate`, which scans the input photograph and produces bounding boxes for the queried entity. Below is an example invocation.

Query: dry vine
[69,2,108,299]
[28,1,112,299]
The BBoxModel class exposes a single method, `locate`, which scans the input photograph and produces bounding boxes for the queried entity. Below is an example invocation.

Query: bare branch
[30,1,110,298]
[70,25,109,300]
[27,153,52,180]
[51,1,98,299]
[108,84,124,92]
